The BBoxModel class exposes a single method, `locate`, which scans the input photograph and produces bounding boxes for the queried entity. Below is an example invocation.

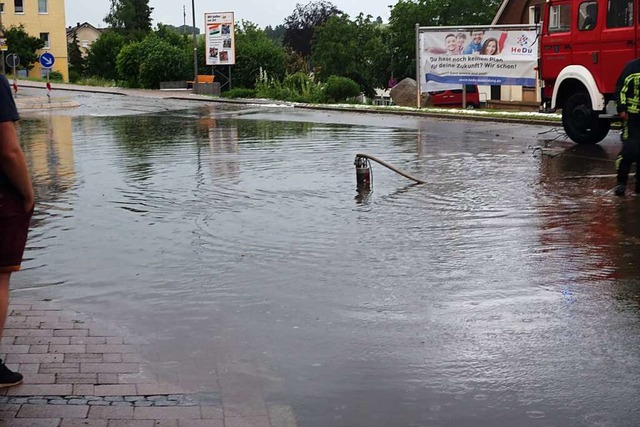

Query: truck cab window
[549,3,572,33]
[607,0,633,28]
[579,2,598,30]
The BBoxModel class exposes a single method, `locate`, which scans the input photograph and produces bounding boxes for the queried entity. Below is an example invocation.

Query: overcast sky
[65,0,394,29]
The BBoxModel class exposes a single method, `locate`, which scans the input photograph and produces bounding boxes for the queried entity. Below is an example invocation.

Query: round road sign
[39,52,55,68]
[6,53,20,69]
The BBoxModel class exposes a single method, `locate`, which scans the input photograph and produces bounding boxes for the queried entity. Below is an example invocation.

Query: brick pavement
[0,300,296,427]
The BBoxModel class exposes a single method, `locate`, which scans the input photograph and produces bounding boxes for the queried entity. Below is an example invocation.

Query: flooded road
[13,93,640,426]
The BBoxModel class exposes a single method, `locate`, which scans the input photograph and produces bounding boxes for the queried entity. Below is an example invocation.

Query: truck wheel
[562,92,610,144]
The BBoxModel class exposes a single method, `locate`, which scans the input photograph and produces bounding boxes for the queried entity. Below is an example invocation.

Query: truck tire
[562,92,610,144]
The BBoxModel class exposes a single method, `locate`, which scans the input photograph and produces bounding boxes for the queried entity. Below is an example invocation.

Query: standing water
[14,101,640,427]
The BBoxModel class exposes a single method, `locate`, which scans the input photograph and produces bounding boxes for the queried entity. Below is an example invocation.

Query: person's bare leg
[0,272,10,341]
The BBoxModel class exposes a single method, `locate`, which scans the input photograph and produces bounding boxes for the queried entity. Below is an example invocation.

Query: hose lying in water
[354,154,426,190]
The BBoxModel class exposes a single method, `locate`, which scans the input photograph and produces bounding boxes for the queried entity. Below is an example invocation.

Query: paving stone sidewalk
[0,300,293,427]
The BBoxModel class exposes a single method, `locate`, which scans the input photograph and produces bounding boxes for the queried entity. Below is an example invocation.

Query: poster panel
[205,12,236,66]
[419,29,538,88]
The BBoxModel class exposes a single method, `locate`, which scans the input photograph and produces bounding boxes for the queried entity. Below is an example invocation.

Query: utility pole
[191,0,198,93]
[183,5,186,33]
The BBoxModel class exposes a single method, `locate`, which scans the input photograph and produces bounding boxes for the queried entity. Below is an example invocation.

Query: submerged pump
[355,155,373,190]
[354,154,427,191]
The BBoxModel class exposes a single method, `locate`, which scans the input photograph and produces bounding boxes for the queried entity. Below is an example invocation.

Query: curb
[15,80,564,126]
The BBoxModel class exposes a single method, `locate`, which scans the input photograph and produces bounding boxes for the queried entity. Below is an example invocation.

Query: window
[1,3,4,13]
[81,40,89,48]
[607,0,633,28]
[529,5,542,24]
[38,0,47,13]
[40,32,50,49]
[549,4,572,33]
[579,2,598,30]
[14,0,23,13]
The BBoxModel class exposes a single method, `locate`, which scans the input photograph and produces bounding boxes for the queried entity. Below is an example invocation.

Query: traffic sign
[6,53,20,69]
[39,52,55,68]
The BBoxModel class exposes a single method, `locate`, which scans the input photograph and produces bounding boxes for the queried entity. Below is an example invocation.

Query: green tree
[154,23,190,48]
[85,30,126,81]
[138,42,191,88]
[389,0,501,79]
[264,24,286,45]
[312,14,389,97]
[67,31,85,82]
[115,41,142,86]
[2,25,45,72]
[283,1,342,60]
[105,0,154,40]
[234,21,287,89]
[116,33,191,88]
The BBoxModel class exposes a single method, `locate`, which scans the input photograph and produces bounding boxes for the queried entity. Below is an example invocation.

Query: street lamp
[192,0,198,93]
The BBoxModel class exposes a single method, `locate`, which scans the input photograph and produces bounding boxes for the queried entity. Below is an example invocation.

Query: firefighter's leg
[617,119,639,193]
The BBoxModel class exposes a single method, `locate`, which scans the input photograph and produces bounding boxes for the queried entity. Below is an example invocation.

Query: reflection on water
[14,107,640,426]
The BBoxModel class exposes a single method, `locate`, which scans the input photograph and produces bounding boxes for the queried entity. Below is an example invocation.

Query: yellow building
[1,0,69,81]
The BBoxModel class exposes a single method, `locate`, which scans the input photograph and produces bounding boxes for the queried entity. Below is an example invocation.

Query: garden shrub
[48,71,64,81]
[221,88,257,98]
[323,75,361,103]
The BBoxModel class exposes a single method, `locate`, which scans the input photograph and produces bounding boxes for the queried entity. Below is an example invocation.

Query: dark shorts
[0,186,33,273]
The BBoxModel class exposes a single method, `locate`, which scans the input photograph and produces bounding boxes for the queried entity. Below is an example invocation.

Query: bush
[72,76,118,87]
[221,88,257,98]
[68,70,81,83]
[323,75,361,103]
[47,71,64,82]
[116,42,142,87]
[254,72,324,103]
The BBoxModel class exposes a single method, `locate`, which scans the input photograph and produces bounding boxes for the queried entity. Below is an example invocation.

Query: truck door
[600,0,636,94]
[573,1,601,87]
[540,1,573,82]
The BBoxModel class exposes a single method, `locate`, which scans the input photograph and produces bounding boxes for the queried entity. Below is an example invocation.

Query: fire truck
[539,0,635,144]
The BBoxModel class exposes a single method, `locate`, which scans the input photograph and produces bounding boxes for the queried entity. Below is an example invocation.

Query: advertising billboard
[205,12,236,66]
[419,27,538,89]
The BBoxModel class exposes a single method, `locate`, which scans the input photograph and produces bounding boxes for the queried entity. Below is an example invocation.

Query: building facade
[66,22,102,57]
[1,0,69,81]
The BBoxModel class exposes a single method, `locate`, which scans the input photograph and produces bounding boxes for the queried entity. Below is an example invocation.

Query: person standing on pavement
[615,58,640,196]
[0,73,35,387]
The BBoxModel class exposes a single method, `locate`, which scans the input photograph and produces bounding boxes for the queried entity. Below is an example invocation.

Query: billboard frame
[415,24,540,108]
[205,11,236,66]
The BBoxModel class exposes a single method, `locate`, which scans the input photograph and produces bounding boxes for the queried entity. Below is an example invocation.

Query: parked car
[429,85,480,108]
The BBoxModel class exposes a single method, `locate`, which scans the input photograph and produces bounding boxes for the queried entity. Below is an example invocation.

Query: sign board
[418,27,538,89]
[6,53,20,69]
[39,52,55,68]
[0,38,7,52]
[204,12,236,66]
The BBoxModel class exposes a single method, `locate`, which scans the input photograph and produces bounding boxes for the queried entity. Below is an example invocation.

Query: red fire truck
[539,0,634,144]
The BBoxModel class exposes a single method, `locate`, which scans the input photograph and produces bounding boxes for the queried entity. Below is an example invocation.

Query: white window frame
[38,0,47,14]
[14,0,23,13]
[549,4,571,32]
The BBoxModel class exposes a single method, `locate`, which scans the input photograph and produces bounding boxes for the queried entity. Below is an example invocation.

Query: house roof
[491,0,545,25]
[66,22,103,37]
